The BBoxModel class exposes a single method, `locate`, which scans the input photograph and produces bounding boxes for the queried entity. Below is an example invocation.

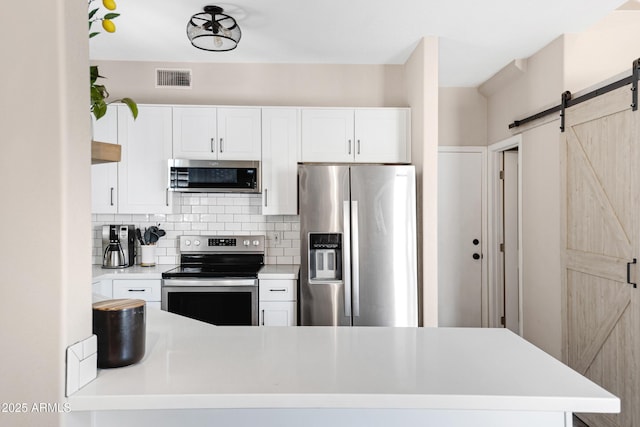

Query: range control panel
[179,235,265,253]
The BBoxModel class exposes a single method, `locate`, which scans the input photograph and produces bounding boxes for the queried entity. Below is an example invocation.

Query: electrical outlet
[272,231,281,246]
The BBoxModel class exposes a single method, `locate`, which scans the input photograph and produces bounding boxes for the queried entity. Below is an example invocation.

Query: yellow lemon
[102,0,117,10]
[102,19,116,33]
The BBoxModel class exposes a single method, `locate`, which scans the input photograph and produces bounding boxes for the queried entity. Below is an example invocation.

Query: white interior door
[438,148,485,327]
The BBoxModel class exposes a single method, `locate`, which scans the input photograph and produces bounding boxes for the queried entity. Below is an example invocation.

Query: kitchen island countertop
[68,306,618,418]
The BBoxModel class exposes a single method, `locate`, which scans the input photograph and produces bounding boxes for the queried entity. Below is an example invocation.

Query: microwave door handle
[343,201,352,318]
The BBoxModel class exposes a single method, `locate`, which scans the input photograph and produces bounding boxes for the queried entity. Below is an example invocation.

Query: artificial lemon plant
[88,0,137,120]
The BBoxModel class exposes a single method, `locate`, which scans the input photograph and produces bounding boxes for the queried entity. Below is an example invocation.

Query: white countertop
[68,308,618,413]
[258,264,299,279]
[92,264,177,280]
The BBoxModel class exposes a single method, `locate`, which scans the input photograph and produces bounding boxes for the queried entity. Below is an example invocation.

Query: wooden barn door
[562,86,640,427]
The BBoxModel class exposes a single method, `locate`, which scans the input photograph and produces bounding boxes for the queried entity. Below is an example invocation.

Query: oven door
[161,279,258,326]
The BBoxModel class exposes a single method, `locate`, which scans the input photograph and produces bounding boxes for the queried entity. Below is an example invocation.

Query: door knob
[472,239,479,245]
[473,253,480,260]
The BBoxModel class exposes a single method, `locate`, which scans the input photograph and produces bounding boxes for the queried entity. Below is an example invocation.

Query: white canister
[140,245,156,267]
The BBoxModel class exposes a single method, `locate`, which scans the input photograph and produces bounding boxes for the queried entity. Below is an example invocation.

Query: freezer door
[298,164,352,326]
[350,165,418,326]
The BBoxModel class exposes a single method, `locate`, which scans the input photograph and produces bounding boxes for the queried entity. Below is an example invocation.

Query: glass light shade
[187,8,241,52]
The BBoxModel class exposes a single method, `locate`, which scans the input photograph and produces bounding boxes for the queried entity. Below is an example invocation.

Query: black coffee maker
[102,225,135,268]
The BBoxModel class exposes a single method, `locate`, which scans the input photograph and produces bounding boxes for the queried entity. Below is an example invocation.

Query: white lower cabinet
[112,279,162,309]
[92,279,113,299]
[260,301,296,326]
[259,279,297,326]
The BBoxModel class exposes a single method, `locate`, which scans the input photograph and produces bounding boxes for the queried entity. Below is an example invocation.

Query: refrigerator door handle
[351,200,360,317]
[343,201,352,317]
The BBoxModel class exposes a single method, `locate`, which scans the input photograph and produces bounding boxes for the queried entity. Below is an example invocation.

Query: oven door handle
[161,279,258,287]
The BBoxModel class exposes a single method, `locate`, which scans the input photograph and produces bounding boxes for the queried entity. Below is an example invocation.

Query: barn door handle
[627,258,637,288]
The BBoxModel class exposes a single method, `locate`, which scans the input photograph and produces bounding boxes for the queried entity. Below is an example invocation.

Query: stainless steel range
[161,235,265,326]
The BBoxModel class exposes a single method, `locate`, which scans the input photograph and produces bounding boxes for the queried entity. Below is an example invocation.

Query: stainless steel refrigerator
[298,164,418,326]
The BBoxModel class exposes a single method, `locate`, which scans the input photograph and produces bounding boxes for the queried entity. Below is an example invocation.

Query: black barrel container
[92,299,146,368]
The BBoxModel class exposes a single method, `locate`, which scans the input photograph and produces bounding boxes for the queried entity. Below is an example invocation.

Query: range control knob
[194,240,201,246]
[184,240,191,246]
[243,240,250,246]
[252,240,260,246]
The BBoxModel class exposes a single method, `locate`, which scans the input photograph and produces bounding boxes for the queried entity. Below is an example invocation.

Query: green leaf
[89,66,100,84]
[91,99,108,120]
[120,98,138,119]
[88,8,99,19]
[89,32,100,38]
[103,13,120,20]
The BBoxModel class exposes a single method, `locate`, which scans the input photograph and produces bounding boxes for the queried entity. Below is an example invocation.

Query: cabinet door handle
[357,139,361,154]
[127,289,146,292]
[348,139,352,155]
[210,137,215,153]
[166,188,170,206]
[110,187,114,206]
[261,309,265,326]
[269,289,287,292]
[264,188,268,207]
[220,138,224,153]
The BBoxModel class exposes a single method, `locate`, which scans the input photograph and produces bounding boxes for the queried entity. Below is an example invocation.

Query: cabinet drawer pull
[269,288,287,292]
[127,289,146,292]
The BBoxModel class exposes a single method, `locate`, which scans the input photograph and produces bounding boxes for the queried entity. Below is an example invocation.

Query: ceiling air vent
[156,68,192,89]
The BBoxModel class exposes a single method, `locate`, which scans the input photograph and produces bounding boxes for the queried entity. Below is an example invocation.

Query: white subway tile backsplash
[192,206,208,214]
[92,194,300,265]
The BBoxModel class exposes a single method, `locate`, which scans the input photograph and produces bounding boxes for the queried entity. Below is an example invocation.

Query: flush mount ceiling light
[187,5,241,51]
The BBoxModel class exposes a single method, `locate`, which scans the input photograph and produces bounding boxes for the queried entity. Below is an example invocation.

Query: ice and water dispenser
[308,233,343,282]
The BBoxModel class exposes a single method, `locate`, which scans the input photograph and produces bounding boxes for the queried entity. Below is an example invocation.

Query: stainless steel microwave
[168,159,261,193]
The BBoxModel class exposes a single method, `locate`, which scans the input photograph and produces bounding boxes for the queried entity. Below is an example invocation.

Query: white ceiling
[89,0,628,87]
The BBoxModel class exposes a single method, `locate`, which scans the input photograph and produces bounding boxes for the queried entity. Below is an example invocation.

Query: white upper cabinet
[118,105,173,214]
[217,108,262,160]
[91,109,119,213]
[261,108,299,215]
[172,107,217,159]
[301,109,354,163]
[354,109,410,163]
[301,108,410,163]
[172,106,261,160]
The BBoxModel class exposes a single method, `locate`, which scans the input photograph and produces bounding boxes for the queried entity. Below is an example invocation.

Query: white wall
[484,37,565,359]
[0,0,92,425]
[565,9,640,93]
[483,7,640,360]
[92,61,407,107]
[404,37,439,327]
[439,88,487,147]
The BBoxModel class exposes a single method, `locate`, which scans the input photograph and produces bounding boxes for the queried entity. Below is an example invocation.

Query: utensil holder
[140,245,156,267]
